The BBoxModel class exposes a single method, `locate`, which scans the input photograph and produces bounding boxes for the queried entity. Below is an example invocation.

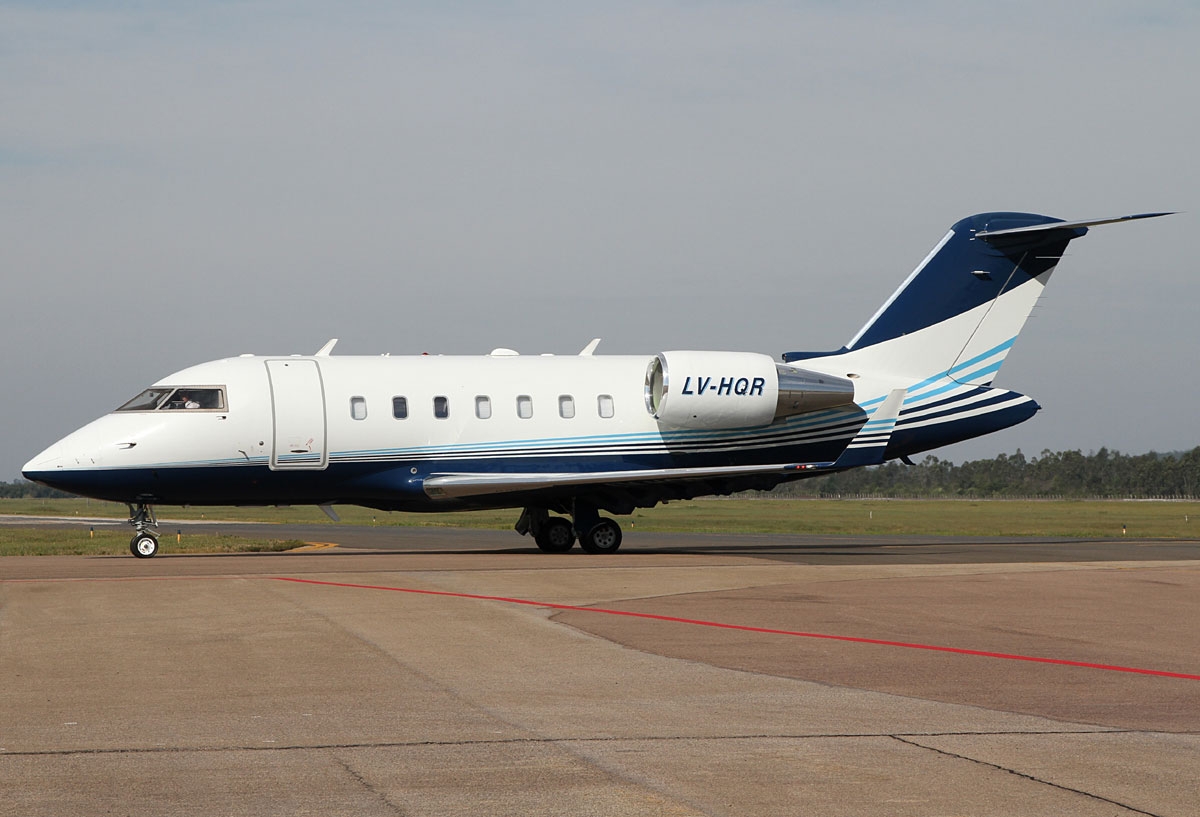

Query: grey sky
[2,1,1195,481]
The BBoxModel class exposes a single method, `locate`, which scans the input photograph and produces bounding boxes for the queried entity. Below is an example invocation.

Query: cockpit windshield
[116,388,173,412]
[116,387,226,412]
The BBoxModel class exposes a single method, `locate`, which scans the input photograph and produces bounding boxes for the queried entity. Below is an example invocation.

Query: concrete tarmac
[2,527,1199,816]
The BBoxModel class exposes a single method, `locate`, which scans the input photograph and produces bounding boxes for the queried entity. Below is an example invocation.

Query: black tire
[579,518,622,554]
[130,534,159,558]
[535,517,576,553]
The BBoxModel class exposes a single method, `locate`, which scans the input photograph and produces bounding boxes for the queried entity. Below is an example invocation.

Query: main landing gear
[127,503,160,558]
[580,517,622,554]
[516,504,624,554]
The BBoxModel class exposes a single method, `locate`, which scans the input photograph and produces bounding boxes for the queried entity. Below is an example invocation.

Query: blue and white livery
[23,211,1170,556]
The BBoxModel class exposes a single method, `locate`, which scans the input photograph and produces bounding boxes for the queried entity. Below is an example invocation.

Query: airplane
[22,211,1171,557]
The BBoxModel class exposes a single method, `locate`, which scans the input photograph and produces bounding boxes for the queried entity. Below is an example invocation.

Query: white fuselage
[24,351,876,510]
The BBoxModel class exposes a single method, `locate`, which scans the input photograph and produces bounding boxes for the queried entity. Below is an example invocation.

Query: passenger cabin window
[475,396,492,419]
[598,394,614,418]
[433,396,450,419]
[392,396,408,419]
[516,395,533,419]
[350,396,367,420]
[117,387,226,412]
[558,395,575,419]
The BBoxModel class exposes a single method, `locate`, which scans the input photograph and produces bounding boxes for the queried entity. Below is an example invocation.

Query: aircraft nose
[22,441,66,479]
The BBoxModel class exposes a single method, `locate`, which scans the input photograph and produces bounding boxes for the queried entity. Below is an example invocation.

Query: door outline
[266,359,329,470]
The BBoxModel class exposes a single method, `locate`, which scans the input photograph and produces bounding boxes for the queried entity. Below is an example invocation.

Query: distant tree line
[768,447,1200,499]
[0,480,74,499]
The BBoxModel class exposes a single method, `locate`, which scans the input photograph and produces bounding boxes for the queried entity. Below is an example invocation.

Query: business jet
[23,211,1169,557]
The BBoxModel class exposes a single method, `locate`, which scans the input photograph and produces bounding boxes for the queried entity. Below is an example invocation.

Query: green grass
[4,497,1200,544]
[0,526,305,557]
[624,498,1200,539]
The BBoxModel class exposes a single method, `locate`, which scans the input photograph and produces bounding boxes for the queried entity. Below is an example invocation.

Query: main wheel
[579,518,622,554]
[130,533,159,558]
[535,517,576,553]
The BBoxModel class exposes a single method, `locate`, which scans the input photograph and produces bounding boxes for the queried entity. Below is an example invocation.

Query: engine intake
[645,351,855,430]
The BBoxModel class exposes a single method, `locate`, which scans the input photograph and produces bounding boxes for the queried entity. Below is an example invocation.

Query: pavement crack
[331,753,408,816]
[891,735,1167,817]
[0,728,1152,758]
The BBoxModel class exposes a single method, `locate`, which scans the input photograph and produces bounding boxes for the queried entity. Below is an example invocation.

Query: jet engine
[644,351,856,430]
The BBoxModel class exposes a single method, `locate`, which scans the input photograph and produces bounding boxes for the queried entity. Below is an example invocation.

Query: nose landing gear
[127,503,160,558]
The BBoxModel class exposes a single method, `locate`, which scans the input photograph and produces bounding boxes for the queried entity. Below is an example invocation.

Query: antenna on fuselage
[315,338,338,357]
[579,338,601,356]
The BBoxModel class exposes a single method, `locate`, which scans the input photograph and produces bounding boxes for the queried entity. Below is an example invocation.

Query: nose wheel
[126,503,161,558]
[130,533,160,558]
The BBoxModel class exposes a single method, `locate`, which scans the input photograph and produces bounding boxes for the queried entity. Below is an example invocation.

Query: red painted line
[273,576,1200,681]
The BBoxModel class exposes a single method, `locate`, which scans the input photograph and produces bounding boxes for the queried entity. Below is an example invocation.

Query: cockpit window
[164,388,225,410]
[116,387,226,412]
[116,388,173,412]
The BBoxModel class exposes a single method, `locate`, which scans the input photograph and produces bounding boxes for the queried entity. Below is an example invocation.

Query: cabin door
[266,359,329,470]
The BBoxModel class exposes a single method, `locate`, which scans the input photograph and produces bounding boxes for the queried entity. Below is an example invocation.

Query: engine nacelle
[645,351,856,430]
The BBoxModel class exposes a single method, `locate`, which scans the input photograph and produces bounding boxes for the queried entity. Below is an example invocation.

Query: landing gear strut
[127,503,160,558]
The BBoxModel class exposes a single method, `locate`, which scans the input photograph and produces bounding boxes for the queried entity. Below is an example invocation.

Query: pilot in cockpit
[170,391,201,410]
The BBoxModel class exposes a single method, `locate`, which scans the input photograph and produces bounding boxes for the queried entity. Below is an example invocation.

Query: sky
[1,0,1196,481]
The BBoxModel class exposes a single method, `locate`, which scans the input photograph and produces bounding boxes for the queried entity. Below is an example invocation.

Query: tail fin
[783,211,1170,459]
[785,212,1170,385]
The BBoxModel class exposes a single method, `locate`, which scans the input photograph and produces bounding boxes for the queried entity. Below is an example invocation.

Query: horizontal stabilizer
[832,389,906,468]
[975,212,1173,239]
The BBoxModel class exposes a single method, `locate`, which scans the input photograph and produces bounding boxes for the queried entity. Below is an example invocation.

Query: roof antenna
[315,339,338,357]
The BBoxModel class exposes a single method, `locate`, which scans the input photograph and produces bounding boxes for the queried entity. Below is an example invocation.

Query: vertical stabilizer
[840,212,1082,384]
[783,211,1170,459]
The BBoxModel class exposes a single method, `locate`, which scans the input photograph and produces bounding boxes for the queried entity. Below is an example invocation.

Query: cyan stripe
[861,336,1017,409]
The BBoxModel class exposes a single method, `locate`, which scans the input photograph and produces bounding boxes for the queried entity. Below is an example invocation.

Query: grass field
[0,527,304,557]
[4,496,1200,552]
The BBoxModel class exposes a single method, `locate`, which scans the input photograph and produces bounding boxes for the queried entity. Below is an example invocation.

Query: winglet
[832,389,907,468]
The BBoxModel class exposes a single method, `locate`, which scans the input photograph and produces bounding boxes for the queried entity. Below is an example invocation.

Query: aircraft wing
[421,462,829,500]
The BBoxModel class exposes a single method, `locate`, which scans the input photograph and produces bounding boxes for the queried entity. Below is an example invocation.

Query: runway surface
[2,523,1199,815]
